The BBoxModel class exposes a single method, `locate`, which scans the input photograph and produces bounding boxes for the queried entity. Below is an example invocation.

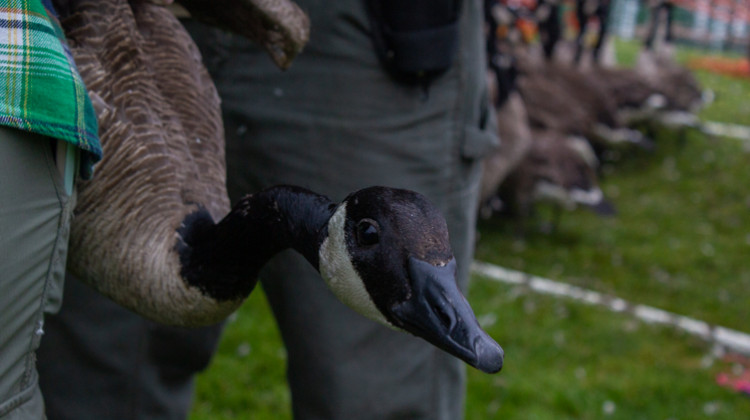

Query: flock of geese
[478,9,710,233]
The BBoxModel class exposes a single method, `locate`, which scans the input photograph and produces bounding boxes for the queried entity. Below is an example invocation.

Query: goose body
[58,0,503,373]
[517,63,608,137]
[583,65,661,110]
[499,130,614,224]
[480,60,533,219]
[636,48,704,112]
[628,49,708,131]
[479,90,532,208]
[517,61,651,154]
[581,52,707,133]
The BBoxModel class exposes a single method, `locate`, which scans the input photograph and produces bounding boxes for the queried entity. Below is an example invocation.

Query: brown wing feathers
[63,0,235,326]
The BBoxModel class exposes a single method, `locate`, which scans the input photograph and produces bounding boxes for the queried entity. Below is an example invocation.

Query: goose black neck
[177,186,337,301]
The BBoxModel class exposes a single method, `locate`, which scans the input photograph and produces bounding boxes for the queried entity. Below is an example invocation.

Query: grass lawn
[191,39,750,419]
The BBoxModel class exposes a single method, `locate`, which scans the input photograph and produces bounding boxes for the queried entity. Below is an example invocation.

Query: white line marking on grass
[472,261,750,355]
[702,121,750,142]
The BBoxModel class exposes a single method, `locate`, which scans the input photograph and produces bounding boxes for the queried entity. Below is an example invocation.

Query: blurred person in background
[643,0,676,49]
[574,0,612,64]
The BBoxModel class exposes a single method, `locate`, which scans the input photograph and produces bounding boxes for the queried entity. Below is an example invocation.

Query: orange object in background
[517,17,538,43]
[688,56,750,79]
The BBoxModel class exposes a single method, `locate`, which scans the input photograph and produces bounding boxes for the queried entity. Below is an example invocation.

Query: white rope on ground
[701,121,750,142]
[471,260,750,355]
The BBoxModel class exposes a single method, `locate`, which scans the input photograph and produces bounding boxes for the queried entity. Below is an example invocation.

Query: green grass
[190,290,290,419]
[191,40,750,419]
[465,282,750,420]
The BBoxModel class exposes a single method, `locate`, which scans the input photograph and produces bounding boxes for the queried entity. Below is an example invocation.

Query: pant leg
[574,0,588,63]
[644,6,660,48]
[663,3,675,43]
[0,126,74,419]
[37,274,224,420]
[592,3,610,62]
[540,4,562,60]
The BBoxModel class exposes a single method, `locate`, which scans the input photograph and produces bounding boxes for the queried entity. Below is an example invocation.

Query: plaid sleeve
[0,0,101,178]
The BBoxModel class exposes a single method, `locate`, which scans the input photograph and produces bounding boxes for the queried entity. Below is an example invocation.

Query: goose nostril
[432,302,455,331]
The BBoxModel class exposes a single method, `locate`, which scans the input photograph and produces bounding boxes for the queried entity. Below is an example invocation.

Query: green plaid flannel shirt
[1,0,101,178]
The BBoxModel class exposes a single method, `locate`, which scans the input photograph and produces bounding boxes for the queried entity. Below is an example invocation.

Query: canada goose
[582,48,709,138]
[582,65,661,111]
[480,60,531,217]
[516,66,594,136]
[481,9,527,201]
[481,12,533,217]
[517,61,651,156]
[480,90,532,216]
[575,46,711,139]
[582,64,677,133]
[637,48,703,110]
[58,0,503,373]
[497,130,615,232]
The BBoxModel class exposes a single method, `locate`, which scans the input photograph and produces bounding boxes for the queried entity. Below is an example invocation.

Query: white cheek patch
[319,204,394,328]
[570,187,604,206]
[533,181,570,206]
[567,136,598,168]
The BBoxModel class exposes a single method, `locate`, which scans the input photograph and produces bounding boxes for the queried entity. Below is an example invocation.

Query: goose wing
[64,0,233,325]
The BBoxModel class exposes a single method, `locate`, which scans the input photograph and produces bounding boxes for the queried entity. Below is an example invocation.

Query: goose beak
[390,257,504,374]
[586,199,617,216]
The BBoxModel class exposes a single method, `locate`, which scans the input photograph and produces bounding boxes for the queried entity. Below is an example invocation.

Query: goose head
[179,186,504,373]
[319,187,504,374]
[519,133,615,216]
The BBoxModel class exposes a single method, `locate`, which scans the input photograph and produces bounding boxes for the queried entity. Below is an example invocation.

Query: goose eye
[356,219,380,246]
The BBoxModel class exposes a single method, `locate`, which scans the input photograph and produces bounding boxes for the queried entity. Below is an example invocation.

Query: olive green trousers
[0,126,76,419]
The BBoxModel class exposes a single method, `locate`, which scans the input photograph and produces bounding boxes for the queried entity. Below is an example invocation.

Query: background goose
[57,0,503,373]
[480,59,532,216]
[582,48,710,139]
[633,48,709,128]
[496,130,615,233]
[583,65,664,111]
[480,91,532,216]
[516,59,651,157]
